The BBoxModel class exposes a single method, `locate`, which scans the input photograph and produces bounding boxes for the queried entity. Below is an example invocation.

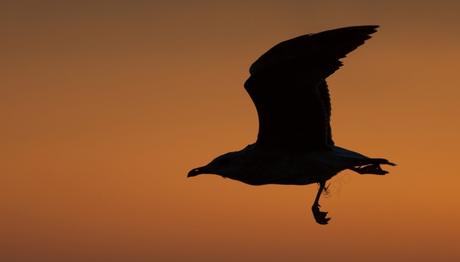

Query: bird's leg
[311,181,331,225]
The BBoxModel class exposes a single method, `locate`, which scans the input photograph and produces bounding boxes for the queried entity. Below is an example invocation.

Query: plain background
[2,1,459,261]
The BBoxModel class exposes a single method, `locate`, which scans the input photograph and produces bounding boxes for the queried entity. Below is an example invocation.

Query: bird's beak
[187,167,205,177]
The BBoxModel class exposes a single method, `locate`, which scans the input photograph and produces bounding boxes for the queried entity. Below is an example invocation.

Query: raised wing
[245,25,378,151]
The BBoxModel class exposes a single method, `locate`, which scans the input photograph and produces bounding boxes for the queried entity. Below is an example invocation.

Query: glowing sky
[2,1,460,261]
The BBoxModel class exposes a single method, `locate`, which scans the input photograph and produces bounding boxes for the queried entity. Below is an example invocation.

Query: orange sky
[2,1,460,261]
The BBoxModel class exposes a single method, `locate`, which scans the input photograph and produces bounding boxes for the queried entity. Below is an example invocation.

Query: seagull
[187,25,395,225]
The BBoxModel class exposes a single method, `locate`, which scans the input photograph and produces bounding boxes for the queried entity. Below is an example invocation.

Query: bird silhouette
[188,25,395,225]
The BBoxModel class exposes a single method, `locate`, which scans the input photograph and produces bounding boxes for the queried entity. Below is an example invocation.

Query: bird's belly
[228,152,341,186]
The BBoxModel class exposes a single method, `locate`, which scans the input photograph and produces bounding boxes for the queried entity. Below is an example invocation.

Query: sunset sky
[2,1,460,261]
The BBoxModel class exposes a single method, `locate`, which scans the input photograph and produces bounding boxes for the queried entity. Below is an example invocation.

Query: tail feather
[350,158,396,175]
[333,146,396,175]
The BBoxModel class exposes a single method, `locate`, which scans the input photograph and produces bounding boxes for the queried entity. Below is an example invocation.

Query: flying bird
[187,25,395,225]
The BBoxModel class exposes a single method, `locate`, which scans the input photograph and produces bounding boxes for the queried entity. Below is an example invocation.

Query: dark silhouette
[188,25,395,225]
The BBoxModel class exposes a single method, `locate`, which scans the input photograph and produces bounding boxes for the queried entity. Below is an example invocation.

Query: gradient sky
[2,1,460,261]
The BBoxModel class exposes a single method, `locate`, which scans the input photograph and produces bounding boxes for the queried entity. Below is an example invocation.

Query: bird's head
[187,152,239,178]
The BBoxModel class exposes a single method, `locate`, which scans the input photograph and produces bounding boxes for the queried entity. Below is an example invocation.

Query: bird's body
[193,144,390,186]
[188,25,395,224]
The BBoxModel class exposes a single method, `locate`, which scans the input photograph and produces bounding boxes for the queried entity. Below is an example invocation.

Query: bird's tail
[349,158,396,175]
[332,146,396,175]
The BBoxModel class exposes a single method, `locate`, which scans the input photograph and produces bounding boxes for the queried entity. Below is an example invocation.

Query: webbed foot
[312,204,331,225]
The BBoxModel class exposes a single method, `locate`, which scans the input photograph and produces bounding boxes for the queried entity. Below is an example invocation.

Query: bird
[187,25,396,225]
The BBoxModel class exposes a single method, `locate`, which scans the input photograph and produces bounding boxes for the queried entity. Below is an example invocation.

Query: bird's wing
[244,25,378,151]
